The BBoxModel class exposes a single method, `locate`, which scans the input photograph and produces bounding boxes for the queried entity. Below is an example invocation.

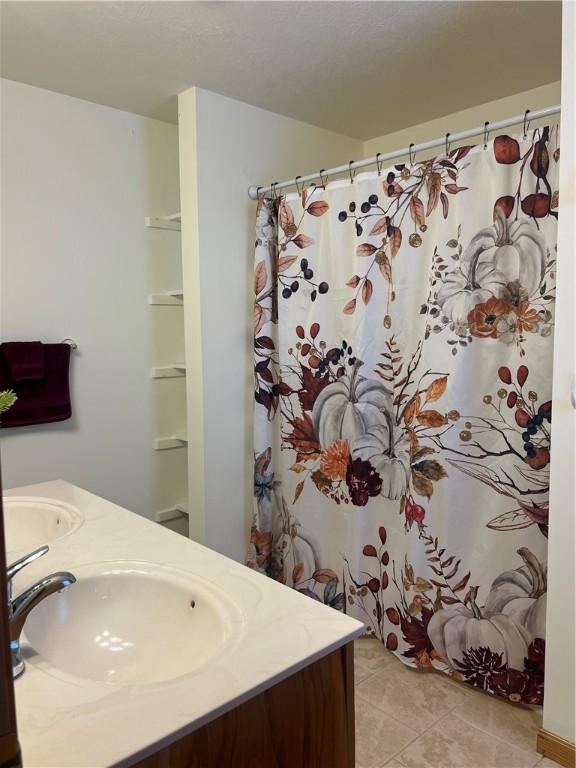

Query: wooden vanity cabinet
[132,642,354,768]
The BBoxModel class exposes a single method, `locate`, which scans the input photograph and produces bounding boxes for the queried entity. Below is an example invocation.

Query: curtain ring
[523,109,531,139]
[483,121,490,150]
[348,160,356,184]
[376,152,383,176]
[319,169,328,188]
[445,133,451,155]
[409,143,416,165]
[295,176,303,195]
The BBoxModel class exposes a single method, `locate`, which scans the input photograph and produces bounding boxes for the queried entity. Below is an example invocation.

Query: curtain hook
[319,169,328,188]
[523,109,531,139]
[295,175,303,195]
[483,121,490,150]
[409,143,416,166]
[271,182,278,200]
[256,186,263,199]
[376,152,383,176]
[348,160,356,184]
[445,133,451,155]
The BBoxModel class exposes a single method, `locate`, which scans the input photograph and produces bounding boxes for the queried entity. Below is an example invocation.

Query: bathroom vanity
[5,481,363,768]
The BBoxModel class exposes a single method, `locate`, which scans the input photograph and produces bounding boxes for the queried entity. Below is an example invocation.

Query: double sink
[4,497,243,686]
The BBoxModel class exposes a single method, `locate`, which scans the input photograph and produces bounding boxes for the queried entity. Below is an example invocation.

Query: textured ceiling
[0,1,562,139]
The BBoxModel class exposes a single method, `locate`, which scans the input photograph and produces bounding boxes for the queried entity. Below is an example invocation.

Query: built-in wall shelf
[154,501,189,524]
[154,429,188,451]
[145,213,181,231]
[148,291,184,305]
[151,364,186,379]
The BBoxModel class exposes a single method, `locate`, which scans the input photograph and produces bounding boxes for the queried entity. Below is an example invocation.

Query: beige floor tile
[536,759,566,767]
[395,713,541,768]
[355,637,398,674]
[356,658,376,685]
[355,694,419,768]
[452,688,542,753]
[356,662,468,734]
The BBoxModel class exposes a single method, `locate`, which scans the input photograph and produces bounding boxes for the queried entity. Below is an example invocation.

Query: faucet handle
[7,545,49,589]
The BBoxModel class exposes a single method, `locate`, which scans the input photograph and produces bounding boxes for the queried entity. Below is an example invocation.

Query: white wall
[0,79,184,518]
[178,87,362,560]
[542,1,575,746]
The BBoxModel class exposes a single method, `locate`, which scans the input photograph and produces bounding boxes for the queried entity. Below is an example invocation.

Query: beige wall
[363,81,561,160]
[178,87,363,560]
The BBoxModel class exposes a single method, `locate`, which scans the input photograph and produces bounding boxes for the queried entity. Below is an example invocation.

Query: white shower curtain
[248,126,559,705]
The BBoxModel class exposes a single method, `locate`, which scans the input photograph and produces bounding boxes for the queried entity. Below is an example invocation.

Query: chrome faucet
[7,545,76,678]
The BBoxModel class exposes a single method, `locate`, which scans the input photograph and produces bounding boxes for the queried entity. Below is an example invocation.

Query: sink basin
[23,561,244,685]
[3,496,83,556]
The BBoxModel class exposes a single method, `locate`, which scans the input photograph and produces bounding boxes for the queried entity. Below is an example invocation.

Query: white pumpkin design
[273,491,321,584]
[312,363,393,449]
[437,209,547,324]
[436,262,505,325]
[352,422,411,500]
[483,547,547,640]
[427,602,532,671]
[463,208,547,299]
[428,548,546,670]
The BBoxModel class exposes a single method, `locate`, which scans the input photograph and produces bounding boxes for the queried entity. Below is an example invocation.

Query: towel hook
[61,338,78,350]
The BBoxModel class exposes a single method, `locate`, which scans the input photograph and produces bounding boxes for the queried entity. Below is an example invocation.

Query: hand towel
[0,343,72,427]
[2,341,45,381]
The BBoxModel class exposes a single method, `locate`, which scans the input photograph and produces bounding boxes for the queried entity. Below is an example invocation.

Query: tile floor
[354,637,554,768]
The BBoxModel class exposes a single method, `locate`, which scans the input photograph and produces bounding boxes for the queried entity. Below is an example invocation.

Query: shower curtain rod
[247,104,561,200]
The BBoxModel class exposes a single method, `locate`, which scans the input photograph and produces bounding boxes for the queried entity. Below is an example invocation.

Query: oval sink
[23,562,244,685]
[3,497,83,556]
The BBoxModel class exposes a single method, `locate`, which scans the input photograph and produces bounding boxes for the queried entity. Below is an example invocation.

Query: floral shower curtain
[248,126,559,705]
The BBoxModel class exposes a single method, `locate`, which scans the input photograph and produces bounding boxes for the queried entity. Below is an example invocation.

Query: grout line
[383,708,460,766]
[453,716,542,759]
[353,642,542,768]
[393,709,542,768]
[446,689,542,756]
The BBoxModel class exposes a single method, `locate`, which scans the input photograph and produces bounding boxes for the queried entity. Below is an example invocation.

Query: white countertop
[6,480,364,768]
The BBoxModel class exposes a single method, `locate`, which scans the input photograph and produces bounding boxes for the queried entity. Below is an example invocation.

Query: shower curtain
[248,126,559,706]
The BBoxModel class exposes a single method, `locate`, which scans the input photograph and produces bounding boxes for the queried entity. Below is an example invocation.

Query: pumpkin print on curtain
[248,126,559,706]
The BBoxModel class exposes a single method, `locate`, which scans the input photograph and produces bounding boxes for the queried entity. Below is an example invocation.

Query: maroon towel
[0,343,71,427]
[2,341,45,381]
